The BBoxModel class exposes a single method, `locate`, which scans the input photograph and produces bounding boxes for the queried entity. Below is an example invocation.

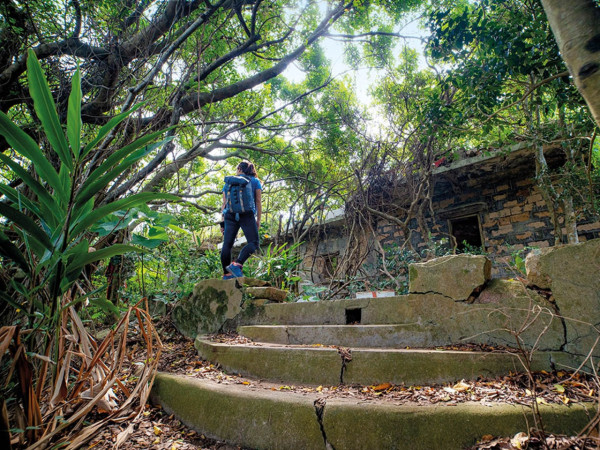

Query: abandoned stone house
[299,143,600,283]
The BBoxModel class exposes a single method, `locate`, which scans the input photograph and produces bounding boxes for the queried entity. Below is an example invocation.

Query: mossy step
[238,324,439,348]
[151,372,593,450]
[195,336,576,386]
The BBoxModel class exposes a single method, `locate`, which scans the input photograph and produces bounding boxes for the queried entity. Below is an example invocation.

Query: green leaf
[0,289,30,315]
[0,230,30,272]
[0,112,66,202]
[69,244,143,271]
[67,67,82,160]
[26,49,72,170]
[0,184,43,219]
[58,164,72,204]
[167,223,188,234]
[0,154,61,225]
[131,234,164,249]
[0,203,53,251]
[147,226,168,240]
[61,283,107,311]
[80,102,146,159]
[88,296,120,315]
[554,383,565,393]
[70,193,178,237]
[75,137,171,207]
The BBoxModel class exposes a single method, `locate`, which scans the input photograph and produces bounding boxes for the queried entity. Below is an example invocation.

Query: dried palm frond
[2,297,162,449]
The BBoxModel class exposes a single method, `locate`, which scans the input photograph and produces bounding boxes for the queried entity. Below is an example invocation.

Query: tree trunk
[541,0,600,127]
[562,195,580,244]
[534,145,562,246]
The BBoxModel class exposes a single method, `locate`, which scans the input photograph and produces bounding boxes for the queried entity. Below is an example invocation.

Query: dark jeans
[221,212,259,273]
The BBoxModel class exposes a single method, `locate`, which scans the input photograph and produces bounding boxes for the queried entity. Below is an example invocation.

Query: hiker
[220,160,262,279]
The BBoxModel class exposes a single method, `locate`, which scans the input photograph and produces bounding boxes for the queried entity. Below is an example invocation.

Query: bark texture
[541,0,600,127]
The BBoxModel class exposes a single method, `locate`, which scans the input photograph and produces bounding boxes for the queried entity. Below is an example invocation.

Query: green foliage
[347,237,477,296]
[244,242,303,290]
[506,245,536,276]
[0,50,175,338]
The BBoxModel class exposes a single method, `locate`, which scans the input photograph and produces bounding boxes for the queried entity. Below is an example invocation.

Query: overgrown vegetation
[0,0,600,447]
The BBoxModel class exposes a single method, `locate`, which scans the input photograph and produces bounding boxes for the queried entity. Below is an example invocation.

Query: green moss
[409,265,418,280]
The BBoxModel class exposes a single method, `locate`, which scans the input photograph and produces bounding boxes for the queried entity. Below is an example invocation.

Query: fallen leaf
[242,381,250,385]
[316,385,323,392]
[554,383,565,393]
[453,381,470,392]
[372,382,392,392]
[154,425,162,436]
[511,432,528,449]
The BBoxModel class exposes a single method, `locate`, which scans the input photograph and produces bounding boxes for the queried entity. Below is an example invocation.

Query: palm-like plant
[0,48,174,366]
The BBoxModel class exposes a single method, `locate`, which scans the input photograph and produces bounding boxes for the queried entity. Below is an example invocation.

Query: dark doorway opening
[345,308,361,325]
[449,215,483,252]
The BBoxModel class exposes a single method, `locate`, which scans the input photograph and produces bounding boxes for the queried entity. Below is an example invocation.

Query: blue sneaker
[223,273,235,280]
[226,263,244,278]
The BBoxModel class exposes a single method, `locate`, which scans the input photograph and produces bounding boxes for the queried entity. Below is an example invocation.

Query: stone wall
[294,146,599,283]
[375,150,600,277]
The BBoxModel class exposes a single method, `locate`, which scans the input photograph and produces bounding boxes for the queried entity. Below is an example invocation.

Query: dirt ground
[87,325,599,450]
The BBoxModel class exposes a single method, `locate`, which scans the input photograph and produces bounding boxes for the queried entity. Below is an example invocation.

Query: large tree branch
[178,0,349,114]
[122,0,227,111]
[541,0,600,127]
[0,39,110,103]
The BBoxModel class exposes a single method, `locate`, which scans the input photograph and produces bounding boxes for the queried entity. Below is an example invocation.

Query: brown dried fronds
[1,298,162,450]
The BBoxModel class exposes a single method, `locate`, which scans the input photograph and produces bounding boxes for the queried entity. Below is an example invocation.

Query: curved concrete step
[238,324,441,348]
[195,336,576,386]
[151,372,592,450]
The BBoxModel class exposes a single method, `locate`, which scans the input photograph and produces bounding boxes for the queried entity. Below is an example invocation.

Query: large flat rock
[525,239,600,358]
[172,279,243,338]
[408,254,492,300]
[151,372,593,450]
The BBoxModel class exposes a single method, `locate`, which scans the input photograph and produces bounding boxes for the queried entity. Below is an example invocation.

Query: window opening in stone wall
[449,215,483,252]
[345,308,362,324]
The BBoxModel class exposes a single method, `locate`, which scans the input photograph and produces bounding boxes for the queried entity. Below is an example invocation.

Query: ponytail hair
[237,160,257,177]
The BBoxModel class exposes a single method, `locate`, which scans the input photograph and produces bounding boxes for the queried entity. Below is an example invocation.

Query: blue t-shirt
[223,176,262,214]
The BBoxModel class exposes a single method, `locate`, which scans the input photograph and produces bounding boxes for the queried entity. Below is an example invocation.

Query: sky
[282,11,428,106]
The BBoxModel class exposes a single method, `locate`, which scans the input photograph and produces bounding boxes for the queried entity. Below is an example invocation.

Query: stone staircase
[152,242,600,449]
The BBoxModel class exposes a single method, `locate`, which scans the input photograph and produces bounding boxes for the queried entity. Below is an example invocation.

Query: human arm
[221,191,227,214]
[255,189,262,228]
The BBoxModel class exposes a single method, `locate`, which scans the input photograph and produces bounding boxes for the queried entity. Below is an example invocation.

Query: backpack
[224,175,255,219]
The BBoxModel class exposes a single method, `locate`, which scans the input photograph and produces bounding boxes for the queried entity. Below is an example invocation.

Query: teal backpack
[224,175,255,220]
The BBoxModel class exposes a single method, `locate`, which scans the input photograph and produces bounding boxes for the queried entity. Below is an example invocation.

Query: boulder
[524,239,600,357]
[246,287,288,303]
[172,279,243,338]
[408,254,492,301]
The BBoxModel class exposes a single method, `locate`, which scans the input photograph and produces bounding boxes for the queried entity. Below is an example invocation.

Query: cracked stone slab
[525,239,600,357]
[408,254,492,301]
[194,336,575,386]
[151,372,592,450]
[151,372,324,450]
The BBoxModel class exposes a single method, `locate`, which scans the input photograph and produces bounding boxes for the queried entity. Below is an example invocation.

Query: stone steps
[238,323,458,348]
[151,372,593,450]
[195,336,576,386]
